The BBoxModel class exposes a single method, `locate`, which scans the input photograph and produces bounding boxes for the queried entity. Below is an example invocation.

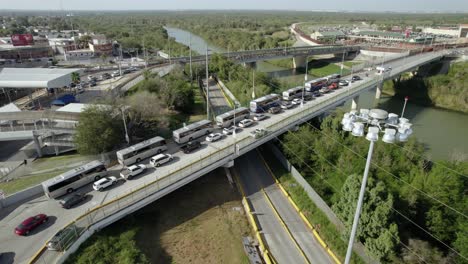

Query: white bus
[282,86,304,101]
[42,160,107,199]
[116,136,167,166]
[215,107,250,128]
[250,94,281,113]
[173,119,213,144]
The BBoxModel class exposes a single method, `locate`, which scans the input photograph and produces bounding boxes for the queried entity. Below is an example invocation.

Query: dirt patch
[134,169,251,264]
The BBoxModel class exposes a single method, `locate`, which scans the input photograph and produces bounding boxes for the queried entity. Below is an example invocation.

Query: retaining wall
[0,184,43,209]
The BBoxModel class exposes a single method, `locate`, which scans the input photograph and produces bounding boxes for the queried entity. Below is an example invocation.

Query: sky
[0,0,467,12]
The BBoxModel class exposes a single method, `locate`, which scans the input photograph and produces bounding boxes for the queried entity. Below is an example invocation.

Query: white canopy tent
[0,68,83,89]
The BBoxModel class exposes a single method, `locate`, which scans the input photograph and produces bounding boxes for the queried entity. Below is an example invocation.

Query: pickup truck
[120,164,146,180]
[181,141,201,154]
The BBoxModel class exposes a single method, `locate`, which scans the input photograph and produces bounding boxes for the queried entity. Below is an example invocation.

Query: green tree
[71,72,80,84]
[74,105,124,155]
[402,239,445,264]
[333,173,399,261]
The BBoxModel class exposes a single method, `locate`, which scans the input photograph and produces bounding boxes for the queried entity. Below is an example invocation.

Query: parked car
[292,98,304,105]
[120,165,146,180]
[93,176,118,191]
[250,128,268,139]
[59,193,86,209]
[150,154,173,167]
[111,71,120,77]
[238,119,254,128]
[351,75,361,81]
[253,114,267,121]
[100,73,111,80]
[181,141,201,153]
[280,101,293,109]
[328,82,338,90]
[14,214,48,236]
[268,106,281,114]
[47,228,77,251]
[339,80,349,87]
[206,133,223,142]
[223,126,239,135]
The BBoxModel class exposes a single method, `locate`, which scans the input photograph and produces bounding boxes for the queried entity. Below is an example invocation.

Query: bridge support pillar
[293,56,307,69]
[375,84,382,100]
[33,135,43,158]
[351,96,360,110]
[224,167,234,187]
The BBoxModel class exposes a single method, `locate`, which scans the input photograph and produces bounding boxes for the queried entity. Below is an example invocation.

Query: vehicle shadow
[29,215,57,236]
[0,252,15,264]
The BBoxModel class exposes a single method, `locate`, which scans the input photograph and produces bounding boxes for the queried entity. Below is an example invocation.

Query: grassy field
[66,169,251,264]
[30,154,94,171]
[0,169,68,195]
[259,146,364,264]
[189,86,206,123]
[308,60,350,77]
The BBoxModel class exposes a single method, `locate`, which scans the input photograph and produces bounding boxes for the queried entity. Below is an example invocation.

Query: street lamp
[341,108,413,264]
[302,57,308,108]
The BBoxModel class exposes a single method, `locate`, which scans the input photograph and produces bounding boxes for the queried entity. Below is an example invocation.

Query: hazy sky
[0,0,467,12]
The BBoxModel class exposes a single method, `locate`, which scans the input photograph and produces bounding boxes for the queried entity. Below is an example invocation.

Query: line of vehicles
[20,70,362,249]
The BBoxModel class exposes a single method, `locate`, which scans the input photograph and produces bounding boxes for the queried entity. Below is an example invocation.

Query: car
[268,106,281,114]
[59,193,86,209]
[280,101,293,109]
[47,228,77,251]
[128,67,138,72]
[100,73,111,80]
[312,90,321,97]
[206,133,223,142]
[89,80,97,87]
[328,83,338,90]
[181,141,201,153]
[87,75,96,81]
[93,176,118,191]
[238,119,254,128]
[292,98,304,105]
[223,125,239,135]
[250,128,268,139]
[111,71,120,77]
[14,214,48,236]
[120,165,146,180]
[253,114,267,121]
[123,69,131,74]
[320,87,330,94]
[150,154,173,167]
[76,85,84,94]
[303,92,314,101]
[351,75,361,81]
[339,80,349,87]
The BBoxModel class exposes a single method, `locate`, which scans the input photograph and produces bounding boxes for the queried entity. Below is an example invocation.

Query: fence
[30,51,444,264]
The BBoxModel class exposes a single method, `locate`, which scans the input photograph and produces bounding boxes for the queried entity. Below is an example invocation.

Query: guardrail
[29,51,444,264]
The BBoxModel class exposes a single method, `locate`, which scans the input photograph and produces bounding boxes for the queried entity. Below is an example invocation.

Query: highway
[236,151,333,263]
[0,50,449,264]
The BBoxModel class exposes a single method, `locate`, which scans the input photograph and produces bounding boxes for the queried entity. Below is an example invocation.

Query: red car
[328,82,338,90]
[14,214,48,236]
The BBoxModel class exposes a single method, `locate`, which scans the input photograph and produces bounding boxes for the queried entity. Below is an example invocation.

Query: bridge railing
[29,51,444,264]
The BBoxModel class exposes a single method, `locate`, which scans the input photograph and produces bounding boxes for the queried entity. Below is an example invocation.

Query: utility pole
[251,70,256,99]
[340,51,345,76]
[206,45,210,120]
[189,34,193,82]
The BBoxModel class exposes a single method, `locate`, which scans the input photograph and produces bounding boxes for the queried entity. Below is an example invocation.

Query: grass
[188,86,206,123]
[308,60,350,77]
[31,154,94,171]
[65,170,251,264]
[0,169,68,195]
[260,147,365,264]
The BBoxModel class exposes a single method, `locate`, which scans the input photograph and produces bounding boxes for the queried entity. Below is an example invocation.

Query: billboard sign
[11,34,34,46]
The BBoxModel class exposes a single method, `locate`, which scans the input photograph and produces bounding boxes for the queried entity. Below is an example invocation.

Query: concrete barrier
[0,184,43,209]
[215,78,239,105]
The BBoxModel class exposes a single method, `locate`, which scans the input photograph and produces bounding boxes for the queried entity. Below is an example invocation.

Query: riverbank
[383,61,468,114]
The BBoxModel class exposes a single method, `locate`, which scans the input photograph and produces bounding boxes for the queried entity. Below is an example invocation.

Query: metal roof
[0,110,80,121]
[357,31,405,38]
[0,68,83,89]
[318,30,346,37]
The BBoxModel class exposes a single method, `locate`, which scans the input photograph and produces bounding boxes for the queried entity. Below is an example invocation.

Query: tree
[74,105,124,155]
[333,173,399,261]
[71,72,80,84]
[402,239,445,264]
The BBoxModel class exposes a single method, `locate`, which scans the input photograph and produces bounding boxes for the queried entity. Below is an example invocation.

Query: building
[310,30,346,42]
[0,36,53,60]
[350,31,406,43]
[422,27,459,37]
[63,34,113,60]
[459,24,468,38]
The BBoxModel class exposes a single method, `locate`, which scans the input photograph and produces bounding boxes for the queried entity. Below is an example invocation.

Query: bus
[250,94,281,113]
[215,107,250,128]
[173,119,212,144]
[282,86,304,101]
[42,160,107,199]
[116,136,167,166]
[305,78,327,92]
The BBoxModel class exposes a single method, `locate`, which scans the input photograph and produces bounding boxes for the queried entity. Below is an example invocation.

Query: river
[166,26,468,160]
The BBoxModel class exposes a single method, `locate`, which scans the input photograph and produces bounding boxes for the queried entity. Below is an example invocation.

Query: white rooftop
[0,68,83,89]
[56,103,111,113]
[0,103,21,113]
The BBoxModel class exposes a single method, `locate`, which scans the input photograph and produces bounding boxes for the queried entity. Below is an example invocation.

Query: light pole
[121,106,130,144]
[341,108,413,264]
[206,45,210,120]
[302,56,308,108]
[401,96,409,118]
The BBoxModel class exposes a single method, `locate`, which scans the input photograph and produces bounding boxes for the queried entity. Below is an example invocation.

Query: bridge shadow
[0,252,15,264]
[96,168,240,264]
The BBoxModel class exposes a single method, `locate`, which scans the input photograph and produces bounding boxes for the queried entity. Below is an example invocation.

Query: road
[204,78,232,116]
[0,50,450,263]
[236,151,333,264]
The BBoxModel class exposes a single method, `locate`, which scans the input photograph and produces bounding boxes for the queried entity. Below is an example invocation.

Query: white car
[93,176,118,191]
[206,133,223,142]
[120,164,146,180]
[250,128,268,139]
[223,126,238,135]
[111,71,120,77]
[292,98,304,105]
[253,114,267,121]
[238,119,254,128]
[339,80,349,86]
[150,154,173,167]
